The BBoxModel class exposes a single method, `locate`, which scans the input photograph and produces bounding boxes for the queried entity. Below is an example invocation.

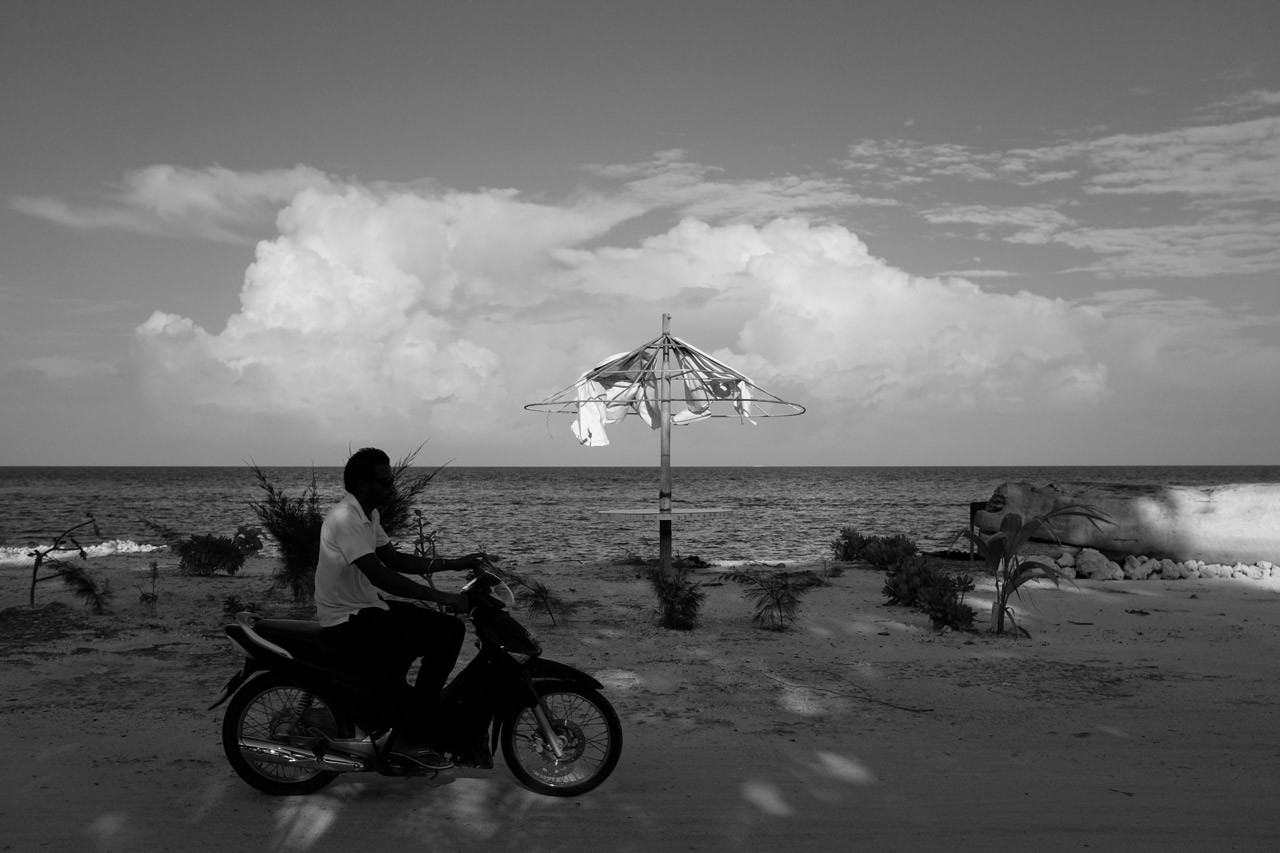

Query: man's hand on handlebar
[435,590,470,614]
[461,553,494,575]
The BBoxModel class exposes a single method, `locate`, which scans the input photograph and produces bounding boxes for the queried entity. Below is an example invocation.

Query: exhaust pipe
[240,737,368,772]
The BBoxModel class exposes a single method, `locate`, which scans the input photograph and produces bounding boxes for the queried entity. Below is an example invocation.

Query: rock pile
[1032,547,1278,581]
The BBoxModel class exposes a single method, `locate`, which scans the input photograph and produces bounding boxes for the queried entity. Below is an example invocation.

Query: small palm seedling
[139,560,160,610]
[726,568,825,631]
[952,504,1113,636]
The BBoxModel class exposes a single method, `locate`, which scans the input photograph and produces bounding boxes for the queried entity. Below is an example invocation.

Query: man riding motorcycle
[316,447,488,770]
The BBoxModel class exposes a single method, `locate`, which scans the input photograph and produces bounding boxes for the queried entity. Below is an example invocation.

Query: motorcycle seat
[253,618,381,673]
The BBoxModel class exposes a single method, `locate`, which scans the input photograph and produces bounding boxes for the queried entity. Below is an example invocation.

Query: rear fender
[208,658,260,710]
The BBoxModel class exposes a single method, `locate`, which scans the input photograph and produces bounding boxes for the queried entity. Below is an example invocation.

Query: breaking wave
[0,540,167,566]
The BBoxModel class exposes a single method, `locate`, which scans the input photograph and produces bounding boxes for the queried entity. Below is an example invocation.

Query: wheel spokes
[240,686,330,782]
[512,692,614,786]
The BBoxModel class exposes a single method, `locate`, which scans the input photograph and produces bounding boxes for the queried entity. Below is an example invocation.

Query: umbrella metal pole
[659,313,673,580]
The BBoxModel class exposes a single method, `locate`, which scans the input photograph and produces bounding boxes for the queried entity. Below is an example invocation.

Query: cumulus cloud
[11,164,335,242]
[123,164,1280,458]
[133,177,1122,448]
[550,217,1109,412]
[135,182,639,437]
[716,221,1110,412]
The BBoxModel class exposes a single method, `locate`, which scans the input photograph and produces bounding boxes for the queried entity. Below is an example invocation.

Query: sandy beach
[3,552,1280,852]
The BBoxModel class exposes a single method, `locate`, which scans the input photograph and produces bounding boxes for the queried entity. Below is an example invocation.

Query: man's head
[344,447,392,498]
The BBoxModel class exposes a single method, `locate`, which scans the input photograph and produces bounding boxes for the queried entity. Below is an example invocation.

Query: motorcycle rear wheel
[501,681,622,797]
[222,672,343,796]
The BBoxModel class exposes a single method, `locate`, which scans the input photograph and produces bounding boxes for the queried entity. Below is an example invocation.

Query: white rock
[1124,555,1155,580]
[1077,548,1124,580]
[1057,552,1076,568]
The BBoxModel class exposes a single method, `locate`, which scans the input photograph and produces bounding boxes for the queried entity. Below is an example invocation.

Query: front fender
[524,657,603,689]
[488,661,605,755]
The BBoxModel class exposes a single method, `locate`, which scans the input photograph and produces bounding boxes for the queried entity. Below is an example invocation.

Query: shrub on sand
[726,568,825,631]
[248,464,324,602]
[648,569,706,630]
[173,534,247,576]
[829,527,868,562]
[882,555,976,631]
[830,528,918,570]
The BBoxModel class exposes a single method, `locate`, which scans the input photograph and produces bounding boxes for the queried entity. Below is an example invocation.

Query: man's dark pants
[322,600,466,742]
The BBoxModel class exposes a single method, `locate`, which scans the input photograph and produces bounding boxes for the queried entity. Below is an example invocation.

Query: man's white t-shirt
[315,492,391,627]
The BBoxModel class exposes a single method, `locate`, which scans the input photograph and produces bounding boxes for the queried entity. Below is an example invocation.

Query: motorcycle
[210,567,622,797]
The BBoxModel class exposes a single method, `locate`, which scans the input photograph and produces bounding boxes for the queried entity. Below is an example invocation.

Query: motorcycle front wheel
[222,672,343,796]
[501,680,622,797]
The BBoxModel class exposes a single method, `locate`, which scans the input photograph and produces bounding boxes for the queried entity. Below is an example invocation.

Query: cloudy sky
[3,1,1278,466]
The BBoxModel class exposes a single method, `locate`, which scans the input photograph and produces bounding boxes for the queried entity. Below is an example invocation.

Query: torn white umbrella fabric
[565,336,761,446]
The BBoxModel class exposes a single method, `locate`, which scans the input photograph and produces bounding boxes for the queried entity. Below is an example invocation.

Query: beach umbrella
[524,314,805,579]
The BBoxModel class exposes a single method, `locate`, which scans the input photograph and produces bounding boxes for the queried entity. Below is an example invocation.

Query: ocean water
[3,466,1280,568]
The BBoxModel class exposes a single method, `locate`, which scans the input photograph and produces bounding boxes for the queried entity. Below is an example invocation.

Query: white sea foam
[0,540,167,565]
